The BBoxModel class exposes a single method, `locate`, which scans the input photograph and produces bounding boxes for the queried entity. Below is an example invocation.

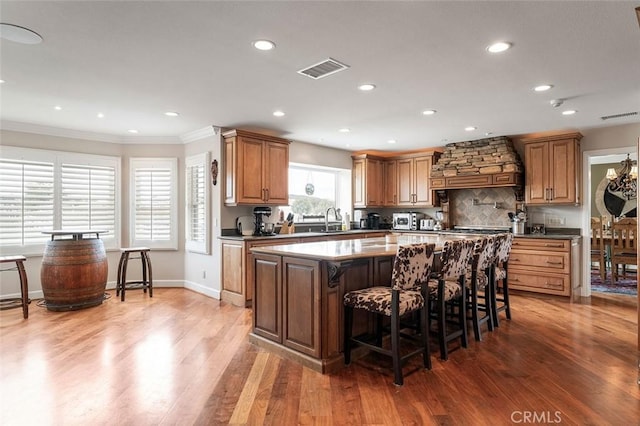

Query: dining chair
[610,217,637,283]
[343,243,435,386]
[428,239,475,360]
[491,233,514,327]
[590,217,607,280]
[466,236,496,341]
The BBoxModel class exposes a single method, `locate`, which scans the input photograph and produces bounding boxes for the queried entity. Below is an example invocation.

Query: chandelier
[606,153,638,200]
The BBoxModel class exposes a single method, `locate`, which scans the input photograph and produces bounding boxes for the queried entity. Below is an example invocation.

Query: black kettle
[367,213,380,230]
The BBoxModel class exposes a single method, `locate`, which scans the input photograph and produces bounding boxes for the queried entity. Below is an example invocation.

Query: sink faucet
[325,207,341,232]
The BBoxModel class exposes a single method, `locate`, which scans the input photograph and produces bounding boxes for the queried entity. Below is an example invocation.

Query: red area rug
[591,271,637,296]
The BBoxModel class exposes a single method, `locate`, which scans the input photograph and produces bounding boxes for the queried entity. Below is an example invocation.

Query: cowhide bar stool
[0,255,29,319]
[116,247,152,302]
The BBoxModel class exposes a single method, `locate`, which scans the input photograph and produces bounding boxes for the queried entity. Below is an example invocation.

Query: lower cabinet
[221,231,389,307]
[508,237,581,299]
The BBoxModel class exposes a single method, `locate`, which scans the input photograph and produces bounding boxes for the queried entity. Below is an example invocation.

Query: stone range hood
[429,136,524,201]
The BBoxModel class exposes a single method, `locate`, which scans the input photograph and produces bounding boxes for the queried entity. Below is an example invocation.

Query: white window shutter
[130,158,178,249]
[185,152,210,254]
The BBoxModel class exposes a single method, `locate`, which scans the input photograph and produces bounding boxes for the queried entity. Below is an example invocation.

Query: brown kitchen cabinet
[382,159,397,206]
[508,237,581,299]
[396,153,439,207]
[223,129,290,206]
[352,154,384,208]
[221,231,390,307]
[522,133,582,205]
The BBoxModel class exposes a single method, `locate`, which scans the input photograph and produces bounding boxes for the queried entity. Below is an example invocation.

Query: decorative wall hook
[211,159,218,186]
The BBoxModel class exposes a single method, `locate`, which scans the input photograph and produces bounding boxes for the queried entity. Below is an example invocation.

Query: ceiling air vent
[297,58,350,80]
[601,111,639,121]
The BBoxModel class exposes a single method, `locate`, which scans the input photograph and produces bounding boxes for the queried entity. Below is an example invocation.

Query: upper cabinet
[522,132,582,205]
[396,153,440,207]
[382,160,397,206]
[352,151,440,209]
[352,154,383,208]
[224,129,290,206]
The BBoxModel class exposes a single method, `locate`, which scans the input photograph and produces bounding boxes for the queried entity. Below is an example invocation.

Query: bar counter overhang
[248,234,477,373]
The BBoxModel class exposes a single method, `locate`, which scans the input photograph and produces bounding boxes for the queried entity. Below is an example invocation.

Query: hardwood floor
[1,289,638,425]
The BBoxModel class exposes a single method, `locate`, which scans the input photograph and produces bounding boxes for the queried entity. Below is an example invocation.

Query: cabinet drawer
[511,238,569,251]
[509,252,569,273]
[508,270,570,296]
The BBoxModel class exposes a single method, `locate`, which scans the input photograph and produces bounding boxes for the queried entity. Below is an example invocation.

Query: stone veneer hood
[431,136,524,178]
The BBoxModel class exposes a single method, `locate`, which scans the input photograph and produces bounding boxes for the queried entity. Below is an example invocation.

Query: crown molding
[180,125,219,143]
[1,120,185,144]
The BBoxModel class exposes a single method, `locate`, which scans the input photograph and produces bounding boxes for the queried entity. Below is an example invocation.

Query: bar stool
[116,247,152,302]
[0,256,29,319]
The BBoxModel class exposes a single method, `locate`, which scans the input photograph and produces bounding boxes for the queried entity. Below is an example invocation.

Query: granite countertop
[249,234,477,261]
[219,229,385,241]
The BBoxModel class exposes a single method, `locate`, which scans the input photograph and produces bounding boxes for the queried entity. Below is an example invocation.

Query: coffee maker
[367,212,381,230]
[253,206,272,236]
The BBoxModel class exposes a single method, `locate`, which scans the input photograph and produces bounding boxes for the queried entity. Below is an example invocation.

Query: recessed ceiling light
[534,84,553,92]
[562,110,577,115]
[485,132,493,136]
[128,129,139,134]
[97,113,104,118]
[486,41,512,53]
[273,110,285,117]
[54,105,62,111]
[339,128,350,133]
[465,126,477,131]
[0,23,43,45]
[253,39,275,51]
[387,139,397,144]
[358,83,376,91]
[422,109,437,116]
[164,111,179,117]
[0,79,5,84]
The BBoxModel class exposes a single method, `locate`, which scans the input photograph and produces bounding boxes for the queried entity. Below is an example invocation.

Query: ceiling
[1,1,639,150]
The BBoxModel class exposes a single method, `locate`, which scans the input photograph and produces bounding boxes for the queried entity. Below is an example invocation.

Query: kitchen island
[249,234,474,373]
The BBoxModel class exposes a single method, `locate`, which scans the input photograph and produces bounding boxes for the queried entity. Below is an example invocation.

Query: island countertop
[249,234,477,261]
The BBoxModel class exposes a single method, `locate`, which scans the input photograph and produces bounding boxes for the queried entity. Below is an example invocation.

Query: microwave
[392,212,424,231]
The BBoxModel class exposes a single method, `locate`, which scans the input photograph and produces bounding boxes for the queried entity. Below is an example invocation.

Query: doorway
[582,147,637,297]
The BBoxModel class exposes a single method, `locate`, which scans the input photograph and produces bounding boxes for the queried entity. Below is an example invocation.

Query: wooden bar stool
[0,255,29,319]
[116,248,152,301]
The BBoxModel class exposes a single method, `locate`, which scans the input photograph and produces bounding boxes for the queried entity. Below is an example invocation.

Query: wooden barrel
[40,238,108,311]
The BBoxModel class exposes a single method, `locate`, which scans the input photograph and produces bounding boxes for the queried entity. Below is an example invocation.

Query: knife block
[279,223,295,234]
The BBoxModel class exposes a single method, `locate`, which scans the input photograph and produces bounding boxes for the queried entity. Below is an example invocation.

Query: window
[185,152,210,254]
[129,158,178,250]
[283,163,351,222]
[0,146,120,255]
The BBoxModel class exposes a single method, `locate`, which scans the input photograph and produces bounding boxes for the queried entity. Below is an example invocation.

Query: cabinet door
[352,158,365,208]
[396,158,414,206]
[366,158,383,206]
[414,155,435,206]
[548,139,577,204]
[237,136,267,204]
[221,241,245,306]
[282,257,321,357]
[264,141,289,204]
[524,142,549,204]
[253,254,282,342]
[383,160,397,206]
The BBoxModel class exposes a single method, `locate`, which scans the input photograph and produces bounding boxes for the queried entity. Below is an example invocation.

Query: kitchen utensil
[261,222,275,235]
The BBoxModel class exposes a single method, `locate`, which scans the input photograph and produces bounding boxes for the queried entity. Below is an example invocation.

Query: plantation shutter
[185,152,210,254]
[0,159,54,246]
[130,158,178,249]
[61,164,116,234]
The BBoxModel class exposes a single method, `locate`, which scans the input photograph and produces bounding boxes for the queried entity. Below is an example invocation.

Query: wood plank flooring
[1,289,638,425]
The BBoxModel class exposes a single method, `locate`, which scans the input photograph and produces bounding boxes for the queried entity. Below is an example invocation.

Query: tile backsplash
[450,188,516,228]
